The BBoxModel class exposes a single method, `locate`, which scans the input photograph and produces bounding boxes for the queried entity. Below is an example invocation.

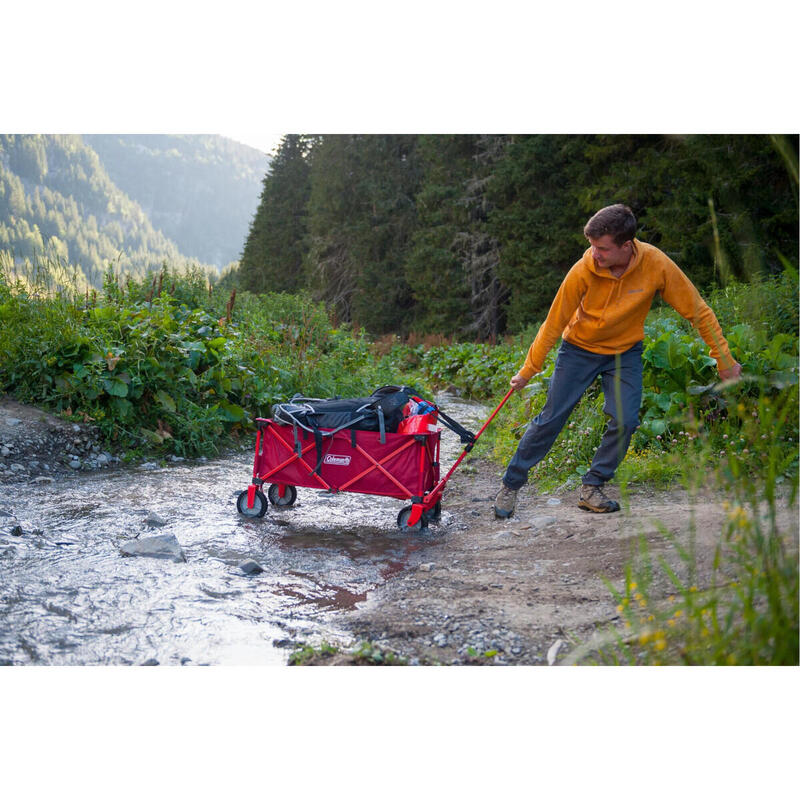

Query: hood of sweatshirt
[580,240,645,325]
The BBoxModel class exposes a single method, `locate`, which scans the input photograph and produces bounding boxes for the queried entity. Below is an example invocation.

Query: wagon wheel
[425,501,442,522]
[267,483,298,508]
[237,489,268,518]
[397,505,428,532]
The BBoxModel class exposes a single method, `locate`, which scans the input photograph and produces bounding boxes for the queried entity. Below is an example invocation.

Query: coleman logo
[323,454,351,467]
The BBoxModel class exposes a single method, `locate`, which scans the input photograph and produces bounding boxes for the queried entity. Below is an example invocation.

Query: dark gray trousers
[503,340,643,489]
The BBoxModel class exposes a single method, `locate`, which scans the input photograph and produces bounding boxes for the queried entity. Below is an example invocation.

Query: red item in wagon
[396,398,439,435]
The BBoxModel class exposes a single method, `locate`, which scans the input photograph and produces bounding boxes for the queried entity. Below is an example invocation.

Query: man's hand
[510,374,530,392]
[718,362,742,381]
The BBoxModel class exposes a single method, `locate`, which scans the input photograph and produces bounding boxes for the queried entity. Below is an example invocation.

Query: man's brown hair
[583,204,637,246]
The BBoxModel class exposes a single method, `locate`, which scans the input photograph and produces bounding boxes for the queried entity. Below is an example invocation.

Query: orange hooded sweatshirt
[518,240,736,380]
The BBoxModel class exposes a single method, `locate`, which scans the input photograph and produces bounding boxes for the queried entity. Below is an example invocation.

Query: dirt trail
[316,459,798,664]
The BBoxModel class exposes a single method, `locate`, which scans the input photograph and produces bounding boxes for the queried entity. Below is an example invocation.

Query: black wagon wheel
[237,488,268,518]
[425,501,442,522]
[397,505,428,532]
[267,483,298,508]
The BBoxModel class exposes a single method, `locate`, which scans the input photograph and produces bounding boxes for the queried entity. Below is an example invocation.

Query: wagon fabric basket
[237,384,478,529]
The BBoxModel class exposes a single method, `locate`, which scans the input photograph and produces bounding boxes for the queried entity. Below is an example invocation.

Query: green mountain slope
[84,134,269,267]
[0,134,196,287]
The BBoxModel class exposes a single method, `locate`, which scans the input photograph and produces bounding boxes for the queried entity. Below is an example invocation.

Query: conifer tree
[239,134,313,294]
[306,134,420,332]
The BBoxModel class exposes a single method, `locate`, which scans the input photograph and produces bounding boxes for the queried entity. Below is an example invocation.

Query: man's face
[588,234,632,269]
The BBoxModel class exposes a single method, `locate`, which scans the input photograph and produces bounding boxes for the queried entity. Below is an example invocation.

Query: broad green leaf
[217,400,246,422]
[140,428,164,444]
[154,390,176,413]
[103,377,129,397]
[110,397,133,418]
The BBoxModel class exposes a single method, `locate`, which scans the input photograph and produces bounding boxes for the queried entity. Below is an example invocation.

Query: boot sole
[578,501,620,513]
[493,507,514,519]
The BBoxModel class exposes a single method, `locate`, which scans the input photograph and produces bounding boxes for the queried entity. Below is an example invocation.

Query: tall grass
[565,383,798,666]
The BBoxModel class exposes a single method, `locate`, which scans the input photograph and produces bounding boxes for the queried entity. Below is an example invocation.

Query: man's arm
[511,264,585,391]
[659,258,740,379]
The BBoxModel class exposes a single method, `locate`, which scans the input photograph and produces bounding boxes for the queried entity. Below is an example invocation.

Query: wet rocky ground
[0,398,119,481]
[2,394,797,666]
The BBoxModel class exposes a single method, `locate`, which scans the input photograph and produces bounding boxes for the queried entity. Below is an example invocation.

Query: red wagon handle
[406,388,515,525]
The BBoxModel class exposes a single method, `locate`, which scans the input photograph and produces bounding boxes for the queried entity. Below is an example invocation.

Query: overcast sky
[219,132,284,156]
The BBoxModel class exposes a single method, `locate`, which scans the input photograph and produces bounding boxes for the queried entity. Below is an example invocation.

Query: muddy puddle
[0,394,487,665]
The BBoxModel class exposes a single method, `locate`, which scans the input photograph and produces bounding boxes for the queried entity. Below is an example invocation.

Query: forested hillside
[84,135,269,267]
[235,134,798,338]
[0,134,189,287]
[0,134,268,290]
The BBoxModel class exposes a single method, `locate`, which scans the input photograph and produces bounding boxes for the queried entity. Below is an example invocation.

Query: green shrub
[0,260,393,457]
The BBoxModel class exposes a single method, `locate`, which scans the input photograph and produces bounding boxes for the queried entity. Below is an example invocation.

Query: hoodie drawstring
[599,277,624,324]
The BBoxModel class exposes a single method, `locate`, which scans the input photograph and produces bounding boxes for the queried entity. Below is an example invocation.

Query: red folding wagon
[236,388,513,530]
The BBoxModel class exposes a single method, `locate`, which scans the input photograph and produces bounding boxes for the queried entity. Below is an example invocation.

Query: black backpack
[271,386,415,473]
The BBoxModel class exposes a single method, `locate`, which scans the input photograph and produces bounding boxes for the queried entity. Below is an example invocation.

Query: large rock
[120,534,185,563]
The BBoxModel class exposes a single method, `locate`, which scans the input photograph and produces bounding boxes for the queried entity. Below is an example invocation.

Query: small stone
[433,633,449,647]
[547,639,564,666]
[5,418,22,427]
[10,463,25,473]
[72,424,81,432]
[10,525,24,537]
[34,476,54,484]
[1,446,10,456]
[141,658,159,666]
[419,562,434,572]
[69,460,81,470]
[529,515,558,530]
[140,461,158,470]
[97,454,110,466]
[239,559,264,575]
[144,511,168,527]
[546,497,562,506]
[121,534,185,563]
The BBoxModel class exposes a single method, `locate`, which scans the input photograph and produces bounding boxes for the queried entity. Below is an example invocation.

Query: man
[494,204,742,518]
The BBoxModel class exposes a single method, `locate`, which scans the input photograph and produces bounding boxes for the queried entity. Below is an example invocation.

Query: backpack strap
[377,406,386,444]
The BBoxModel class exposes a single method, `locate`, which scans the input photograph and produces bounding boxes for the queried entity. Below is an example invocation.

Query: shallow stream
[0,394,487,665]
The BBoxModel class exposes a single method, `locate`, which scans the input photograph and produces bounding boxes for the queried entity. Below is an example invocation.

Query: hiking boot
[494,484,518,518]
[578,484,620,513]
